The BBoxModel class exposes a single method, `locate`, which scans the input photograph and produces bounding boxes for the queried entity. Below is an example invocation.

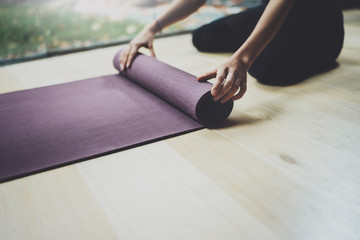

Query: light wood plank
[168,130,360,240]
[0,167,117,240]
[0,68,23,94]
[77,146,277,240]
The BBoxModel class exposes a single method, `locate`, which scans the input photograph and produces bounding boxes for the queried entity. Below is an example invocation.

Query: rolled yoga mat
[0,50,233,183]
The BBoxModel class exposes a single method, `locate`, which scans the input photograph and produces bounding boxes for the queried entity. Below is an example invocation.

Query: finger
[197,69,217,82]
[220,78,241,103]
[214,71,235,101]
[119,48,129,71]
[212,67,226,97]
[126,45,139,69]
[123,47,132,71]
[232,80,247,101]
[148,43,156,57]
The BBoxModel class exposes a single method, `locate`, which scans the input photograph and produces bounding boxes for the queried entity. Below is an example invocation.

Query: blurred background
[0,0,263,65]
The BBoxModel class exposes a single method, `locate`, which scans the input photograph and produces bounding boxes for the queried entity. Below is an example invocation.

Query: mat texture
[0,51,233,183]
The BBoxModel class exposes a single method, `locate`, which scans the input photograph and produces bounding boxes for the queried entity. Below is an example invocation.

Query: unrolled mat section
[0,51,233,183]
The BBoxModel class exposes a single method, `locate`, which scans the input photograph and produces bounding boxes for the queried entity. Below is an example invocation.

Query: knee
[248,48,309,86]
[249,60,339,86]
[248,60,290,86]
[248,70,283,86]
[248,61,299,86]
[192,27,209,52]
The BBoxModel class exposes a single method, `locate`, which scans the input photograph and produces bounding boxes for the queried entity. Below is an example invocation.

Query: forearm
[146,0,206,33]
[234,0,294,68]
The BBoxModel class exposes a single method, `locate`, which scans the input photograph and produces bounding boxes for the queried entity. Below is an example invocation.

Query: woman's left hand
[197,56,248,103]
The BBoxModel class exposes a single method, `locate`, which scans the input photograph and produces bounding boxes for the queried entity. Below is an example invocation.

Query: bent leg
[248,25,344,86]
[248,3,344,86]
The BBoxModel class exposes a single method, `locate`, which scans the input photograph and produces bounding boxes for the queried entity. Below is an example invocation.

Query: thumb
[148,44,156,58]
[197,69,216,82]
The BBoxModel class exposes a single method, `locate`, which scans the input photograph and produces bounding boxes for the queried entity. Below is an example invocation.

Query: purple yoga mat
[0,51,233,183]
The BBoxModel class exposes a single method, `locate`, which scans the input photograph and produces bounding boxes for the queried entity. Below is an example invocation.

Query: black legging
[192,0,344,86]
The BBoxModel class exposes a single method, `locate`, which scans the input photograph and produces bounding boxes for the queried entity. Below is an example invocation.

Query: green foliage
[0,0,235,63]
[0,2,145,62]
[0,3,45,59]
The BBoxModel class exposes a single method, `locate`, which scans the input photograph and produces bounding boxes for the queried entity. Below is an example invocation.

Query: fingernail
[211,89,217,95]
[120,64,124,71]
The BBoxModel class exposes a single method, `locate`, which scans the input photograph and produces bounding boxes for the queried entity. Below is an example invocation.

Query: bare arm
[235,0,294,68]
[120,0,206,71]
[198,0,294,102]
[155,0,207,30]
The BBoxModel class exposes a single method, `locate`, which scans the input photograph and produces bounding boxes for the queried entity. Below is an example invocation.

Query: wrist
[145,20,162,34]
[232,50,252,71]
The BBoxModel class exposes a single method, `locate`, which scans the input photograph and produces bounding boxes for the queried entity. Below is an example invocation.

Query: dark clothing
[192,0,344,86]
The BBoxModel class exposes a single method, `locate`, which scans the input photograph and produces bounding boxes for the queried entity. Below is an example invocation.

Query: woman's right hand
[119,22,158,72]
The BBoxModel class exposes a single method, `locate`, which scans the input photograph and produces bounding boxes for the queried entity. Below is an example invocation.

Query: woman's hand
[197,56,248,103]
[119,23,158,71]
[197,0,294,103]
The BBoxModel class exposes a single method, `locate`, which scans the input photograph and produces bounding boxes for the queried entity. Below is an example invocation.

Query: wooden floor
[1,10,359,240]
